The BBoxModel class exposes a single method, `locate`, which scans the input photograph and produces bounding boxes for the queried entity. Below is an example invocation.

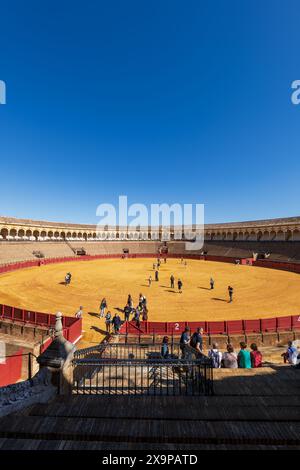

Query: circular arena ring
[0,254,299,346]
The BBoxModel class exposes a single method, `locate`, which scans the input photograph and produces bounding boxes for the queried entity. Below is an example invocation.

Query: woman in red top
[250,343,262,368]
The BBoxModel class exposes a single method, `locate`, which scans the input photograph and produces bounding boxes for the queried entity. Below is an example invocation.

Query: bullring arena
[0,215,300,450]
[1,257,300,347]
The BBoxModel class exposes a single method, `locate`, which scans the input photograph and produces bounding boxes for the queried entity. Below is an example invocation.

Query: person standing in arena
[228,285,233,302]
[148,275,152,287]
[105,311,112,333]
[127,294,133,308]
[178,278,183,293]
[155,270,159,281]
[65,272,72,285]
[112,313,121,334]
[210,277,214,290]
[100,298,107,318]
[75,306,83,319]
[170,274,175,289]
[139,293,145,306]
[124,304,131,322]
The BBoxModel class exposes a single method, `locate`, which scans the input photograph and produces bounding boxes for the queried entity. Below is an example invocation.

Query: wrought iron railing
[72,358,213,396]
[72,343,213,396]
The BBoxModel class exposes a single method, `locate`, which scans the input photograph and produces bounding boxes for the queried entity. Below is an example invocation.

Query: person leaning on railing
[161,336,169,359]
[179,327,190,359]
[190,327,203,353]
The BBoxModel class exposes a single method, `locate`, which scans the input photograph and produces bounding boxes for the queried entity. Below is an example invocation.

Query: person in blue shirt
[190,327,203,353]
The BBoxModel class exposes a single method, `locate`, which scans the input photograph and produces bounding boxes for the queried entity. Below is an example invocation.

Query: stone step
[0,415,299,445]
[25,395,300,422]
[0,438,299,451]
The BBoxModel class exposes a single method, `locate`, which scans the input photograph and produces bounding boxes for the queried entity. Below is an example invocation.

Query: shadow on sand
[211,297,228,303]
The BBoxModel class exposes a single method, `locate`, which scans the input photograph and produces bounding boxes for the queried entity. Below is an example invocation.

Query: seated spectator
[282,341,298,365]
[250,343,262,368]
[237,342,251,369]
[222,343,238,368]
[161,336,169,359]
[208,342,222,368]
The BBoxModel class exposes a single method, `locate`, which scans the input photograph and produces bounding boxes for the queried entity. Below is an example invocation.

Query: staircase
[0,365,299,450]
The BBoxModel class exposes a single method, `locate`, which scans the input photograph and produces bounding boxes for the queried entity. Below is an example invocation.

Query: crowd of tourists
[177,326,263,368]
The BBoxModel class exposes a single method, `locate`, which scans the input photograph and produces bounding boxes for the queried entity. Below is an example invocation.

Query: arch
[0,228,8,240]
[257,231,262,241]
[261,231,270,241]
[292,229,300,241]
[33,230,40,240]
[285,230,292,241]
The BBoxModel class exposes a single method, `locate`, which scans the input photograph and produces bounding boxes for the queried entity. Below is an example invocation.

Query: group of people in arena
[99,293,149,332]
[124,293,148,327]
[148,259,233,301]
[149,259,183,293]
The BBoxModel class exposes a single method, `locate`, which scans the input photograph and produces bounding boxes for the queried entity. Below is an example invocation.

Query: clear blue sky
[0,0,299,224]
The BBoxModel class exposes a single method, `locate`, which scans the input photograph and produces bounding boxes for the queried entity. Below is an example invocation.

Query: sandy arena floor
[0,258,299,346]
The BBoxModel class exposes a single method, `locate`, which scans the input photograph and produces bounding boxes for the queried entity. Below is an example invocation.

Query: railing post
[28,353,32,380]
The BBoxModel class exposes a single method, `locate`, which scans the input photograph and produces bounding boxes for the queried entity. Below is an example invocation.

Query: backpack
[210,349,221,368]
[252,350,262,368]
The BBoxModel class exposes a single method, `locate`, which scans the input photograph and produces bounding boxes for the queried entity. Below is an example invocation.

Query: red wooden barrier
[226,320,244,335]
[207,321,227,335]
[261,317,277,333]
[292,315,300,330]
[243,319,261,333]
[277,316,292,331]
